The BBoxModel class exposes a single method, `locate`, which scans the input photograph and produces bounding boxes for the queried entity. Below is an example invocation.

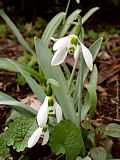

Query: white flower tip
[75,0,80,3]
[28,127,43,148]
[80,42,93,71]
[37,97,48,127]
[51,48,67,66]
[54,102,63,123]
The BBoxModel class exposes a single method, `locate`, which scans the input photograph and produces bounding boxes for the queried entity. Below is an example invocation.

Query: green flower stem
[63,0,71,24]
[78,54,84,121]
[68,57,78,92]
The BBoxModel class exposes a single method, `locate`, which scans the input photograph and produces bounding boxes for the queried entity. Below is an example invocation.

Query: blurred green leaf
[81,65,98,121]
[89,147,107,160]
[82,7,99,24]
[0,91,36,116]
[0,9,35,55]
[60,9,81,37]
[50,120,85,160]
[0,58,46,102]
[0,134,10,159]
[83,37,103,81]
[104,123,120,138]
[42,12,65,45]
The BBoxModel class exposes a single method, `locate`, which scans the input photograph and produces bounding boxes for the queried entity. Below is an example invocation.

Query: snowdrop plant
[0,2,107,160]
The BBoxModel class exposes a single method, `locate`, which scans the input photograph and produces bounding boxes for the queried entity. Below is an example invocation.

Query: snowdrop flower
[75,0,80,4]
[51,34,93,71]
[28,96,62,148]
[51,34,78,65]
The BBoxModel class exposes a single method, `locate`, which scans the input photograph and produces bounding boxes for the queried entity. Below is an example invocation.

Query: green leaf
[89,147,107,160]
[104,123,120,138]
[0,9,34,55]
[83,37,103,81]
[34,38,78,125]
[0,91,37,116]
[81,65,98,121]
[5,116,37,152]
[0,58,45,84]
[76,156,92,160]
[0,134,10,159]
[0,58,46,102]
[41,12,65,45]
[82,7,99,24]
[50,120,85,160]
[74,38,102,109]
[60,9,81,37]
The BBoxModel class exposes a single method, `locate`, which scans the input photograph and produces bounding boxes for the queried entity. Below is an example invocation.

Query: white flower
[75,43,93,71]
[51,35,77,65]
[51,34,93,71]
[28,96,62,148]
[75,0,80,4]
[28,127,43,148]
[37,96,48,127]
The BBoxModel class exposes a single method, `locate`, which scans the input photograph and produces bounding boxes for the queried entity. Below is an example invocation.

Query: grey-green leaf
[60,9,81,37]
[104,123,120,138]
[0,9,34,55]
[89,147,107,160]
[0,58,45,102]
[81,65,98,121]
[83,37,103,81]
[42,12,65,45]
[0,91,36,116]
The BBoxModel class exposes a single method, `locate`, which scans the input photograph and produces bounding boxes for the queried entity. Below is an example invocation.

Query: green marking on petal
[70,35,78,46]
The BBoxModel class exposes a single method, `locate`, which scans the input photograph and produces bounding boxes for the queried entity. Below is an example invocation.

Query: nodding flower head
[28,96,63,148]
[51,34,78,66]
[51,34,93,71]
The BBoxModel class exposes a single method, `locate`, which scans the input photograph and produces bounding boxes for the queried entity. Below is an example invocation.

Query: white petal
[80,42,93,71]
[75,0,80,3]
[53,36,70,51]
[74,45,81,61]
[28,127,43,148]
[54,101,63,123]
[51,48,68,66]
[37,97,48,127]
[42,130,49,145]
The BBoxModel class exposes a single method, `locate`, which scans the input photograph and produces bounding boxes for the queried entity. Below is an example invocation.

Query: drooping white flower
[28,127,43,148]
[28,96,62,148]
[54,101,63,123]
[37,96,48,127]
[51,35,77,65]
[51,34,93,71]
[74,43,93,71]
[75,0,80,4]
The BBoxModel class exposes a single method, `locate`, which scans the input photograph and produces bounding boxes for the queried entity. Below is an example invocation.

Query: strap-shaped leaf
[41,12,65,45]
[0,9,35,55]
[81,65,98,121]
[104,123,120,138]
[89,147,107,160]
[83,37,103,81]
[0,58,45,102]
[60,9,81,37]
[0,92,36,116]
[82,7,99,24]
